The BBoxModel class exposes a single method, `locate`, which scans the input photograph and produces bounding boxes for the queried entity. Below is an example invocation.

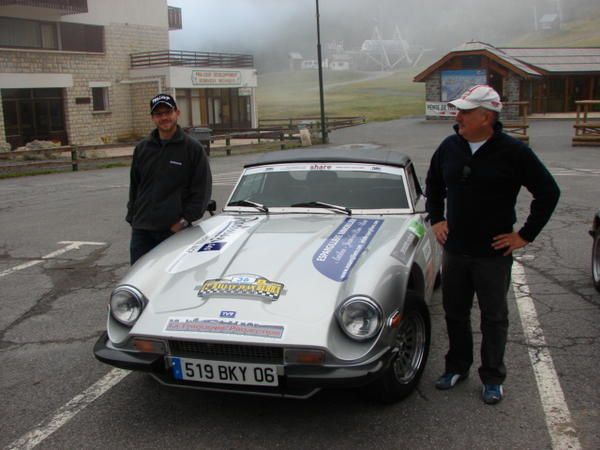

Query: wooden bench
[572,100,600,147]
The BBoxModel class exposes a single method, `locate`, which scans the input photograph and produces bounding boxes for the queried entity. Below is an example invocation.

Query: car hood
[126,213,420,350]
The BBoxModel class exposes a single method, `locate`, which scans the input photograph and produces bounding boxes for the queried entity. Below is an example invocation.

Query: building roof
[414,41,600,81]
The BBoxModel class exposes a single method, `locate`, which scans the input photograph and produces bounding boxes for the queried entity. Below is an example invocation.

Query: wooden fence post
[71,146,78,171]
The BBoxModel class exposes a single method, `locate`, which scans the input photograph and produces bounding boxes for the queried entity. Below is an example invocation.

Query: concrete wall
[0,21,168,145]
[63,0,168,27]
[0,0,167,27]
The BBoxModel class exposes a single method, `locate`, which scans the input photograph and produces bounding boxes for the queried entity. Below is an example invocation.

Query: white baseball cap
[449,85,502,112]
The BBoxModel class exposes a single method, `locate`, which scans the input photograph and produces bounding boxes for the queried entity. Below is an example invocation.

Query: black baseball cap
[150,93,177,113]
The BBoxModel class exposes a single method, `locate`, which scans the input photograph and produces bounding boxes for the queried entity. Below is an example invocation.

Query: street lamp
[315,0,328,144]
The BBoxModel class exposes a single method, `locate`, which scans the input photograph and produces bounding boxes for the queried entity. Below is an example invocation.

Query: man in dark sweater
[126,93,212,264]
[425,85,559,404]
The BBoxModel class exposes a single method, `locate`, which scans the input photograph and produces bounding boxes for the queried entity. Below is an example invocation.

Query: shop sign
[425,102,457,117]
[191,70,242,86]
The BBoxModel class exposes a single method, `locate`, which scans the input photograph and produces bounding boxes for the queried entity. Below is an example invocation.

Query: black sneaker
[482,384,503,404]
[435,372,468,390]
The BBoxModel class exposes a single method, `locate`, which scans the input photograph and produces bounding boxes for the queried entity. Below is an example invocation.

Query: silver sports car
[94,145,442,402]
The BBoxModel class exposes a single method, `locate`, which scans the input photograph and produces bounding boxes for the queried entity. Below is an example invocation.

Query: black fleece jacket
[425,122,560,257]
[126,126,212,231]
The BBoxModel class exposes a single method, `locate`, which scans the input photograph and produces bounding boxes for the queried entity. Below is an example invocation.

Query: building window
[0,16,103,52]
[168,6,182,30]
[92,87,109,112]
[0,17,58,49]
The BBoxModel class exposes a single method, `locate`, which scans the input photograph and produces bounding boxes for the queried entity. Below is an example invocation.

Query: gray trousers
[441,251,513,385]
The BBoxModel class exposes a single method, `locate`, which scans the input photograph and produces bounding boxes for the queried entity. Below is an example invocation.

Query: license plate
[171,357,280,387]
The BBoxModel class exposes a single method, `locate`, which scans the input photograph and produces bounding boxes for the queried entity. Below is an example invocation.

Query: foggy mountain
[168,0,600,72]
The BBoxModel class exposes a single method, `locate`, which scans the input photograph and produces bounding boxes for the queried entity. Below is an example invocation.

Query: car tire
[593,229,600,293]
[366,293,431,403]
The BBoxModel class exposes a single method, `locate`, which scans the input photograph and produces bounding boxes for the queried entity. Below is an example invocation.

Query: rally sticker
[187,216,260,254]
[165,317,284,339]
[408,219,426,239]
[313,218,383,282]
[391,231,418,265]
[197,274,284,300]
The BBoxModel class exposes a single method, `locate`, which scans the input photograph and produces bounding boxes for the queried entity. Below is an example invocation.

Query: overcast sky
[167,0,599,72]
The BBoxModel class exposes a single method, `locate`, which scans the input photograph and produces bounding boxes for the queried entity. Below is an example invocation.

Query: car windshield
[227,163,411,210]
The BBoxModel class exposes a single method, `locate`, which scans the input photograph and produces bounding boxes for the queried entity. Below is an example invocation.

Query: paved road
[0,118,598,449]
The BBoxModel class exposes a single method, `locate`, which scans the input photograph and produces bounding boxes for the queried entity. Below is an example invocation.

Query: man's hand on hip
[492,232,529,256]
[432,221,448,245]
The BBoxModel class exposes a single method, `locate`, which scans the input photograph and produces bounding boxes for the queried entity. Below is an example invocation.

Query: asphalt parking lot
[0,117,598,449]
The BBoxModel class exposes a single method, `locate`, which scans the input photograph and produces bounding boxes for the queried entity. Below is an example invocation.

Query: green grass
[257,68,425,122]
[506,14,600,46]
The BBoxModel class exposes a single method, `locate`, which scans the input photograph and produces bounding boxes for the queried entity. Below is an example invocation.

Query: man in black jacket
[425,85,559,404]
[126,93,212,264]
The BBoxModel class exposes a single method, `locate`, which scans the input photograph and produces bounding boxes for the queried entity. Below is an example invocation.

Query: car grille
[168,340,284,364]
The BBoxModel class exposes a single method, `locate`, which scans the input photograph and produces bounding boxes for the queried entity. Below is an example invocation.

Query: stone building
[414,41,600,119]
[0,0,258,149]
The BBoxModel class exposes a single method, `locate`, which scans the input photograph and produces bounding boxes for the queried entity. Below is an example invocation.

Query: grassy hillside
[507,14,600,46]
[257,68,425,122]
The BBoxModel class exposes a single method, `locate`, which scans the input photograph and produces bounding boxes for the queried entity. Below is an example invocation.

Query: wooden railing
[130,50,254,69]
[258,116,366,132]
[0,131,301,174]
[0,118,367,175]
[572,100,600,147]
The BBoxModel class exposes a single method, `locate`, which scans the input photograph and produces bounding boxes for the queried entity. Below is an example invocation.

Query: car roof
[244,145,411,169]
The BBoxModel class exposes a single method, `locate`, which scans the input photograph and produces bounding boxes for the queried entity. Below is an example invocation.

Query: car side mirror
[207,199,217,216]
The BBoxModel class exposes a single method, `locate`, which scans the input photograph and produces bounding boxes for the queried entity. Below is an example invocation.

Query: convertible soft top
[245,145,411,169]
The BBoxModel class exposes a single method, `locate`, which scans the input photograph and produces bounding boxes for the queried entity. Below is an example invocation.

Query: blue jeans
[441,251,513,385]
[130,228,173,265]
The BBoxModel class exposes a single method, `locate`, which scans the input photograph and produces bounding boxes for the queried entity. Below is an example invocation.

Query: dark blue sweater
[425,122,560,257]
[126,126,212,231]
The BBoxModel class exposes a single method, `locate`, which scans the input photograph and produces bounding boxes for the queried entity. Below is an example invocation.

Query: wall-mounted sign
[441,69,487,102]
[238,87,252,96]
[191,70,242,86]
[425,102,457,117]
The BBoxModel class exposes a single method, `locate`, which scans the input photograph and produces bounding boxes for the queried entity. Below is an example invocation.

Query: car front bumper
[93,332,394,398]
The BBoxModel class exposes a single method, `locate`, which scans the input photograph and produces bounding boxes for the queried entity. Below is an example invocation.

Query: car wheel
[593,229,600,293]
[366,293,431,403]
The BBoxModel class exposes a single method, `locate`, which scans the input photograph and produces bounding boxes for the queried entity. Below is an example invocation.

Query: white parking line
[512,260,581,450]
[5,369,130,450]
[0,241,105,279]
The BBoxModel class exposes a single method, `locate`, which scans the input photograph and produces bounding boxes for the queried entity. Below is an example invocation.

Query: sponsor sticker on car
[197,274,284,300]
[313,218,383,281]
[165,317,285,339]
[187,216,260,254]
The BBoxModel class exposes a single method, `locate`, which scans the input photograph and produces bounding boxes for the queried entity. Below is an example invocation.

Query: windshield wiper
[228,199,269,213]
[290,201,352,215]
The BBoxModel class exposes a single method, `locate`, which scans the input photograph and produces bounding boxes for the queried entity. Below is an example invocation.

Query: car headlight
[109,286,147,327]
[336,296,383,341]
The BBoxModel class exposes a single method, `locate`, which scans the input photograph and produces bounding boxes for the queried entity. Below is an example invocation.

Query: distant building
[0,0,258,149]
[301,59,319,70]
[289,52,303,71]
[414,41,600,118]
[539,13,560,31]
